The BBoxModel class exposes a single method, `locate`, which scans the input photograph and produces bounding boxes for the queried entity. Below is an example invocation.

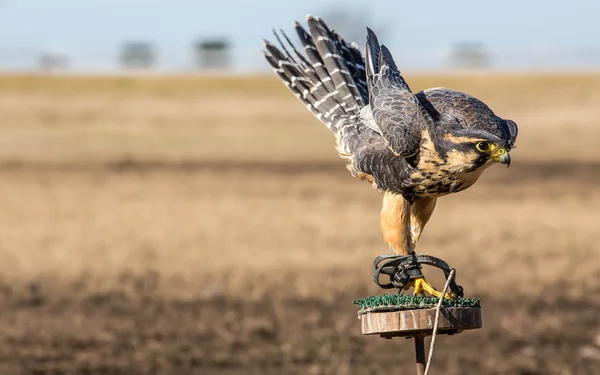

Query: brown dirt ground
[0,164,599,375]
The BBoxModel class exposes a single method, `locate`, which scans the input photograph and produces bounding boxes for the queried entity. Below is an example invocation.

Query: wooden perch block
[360,306,482,338]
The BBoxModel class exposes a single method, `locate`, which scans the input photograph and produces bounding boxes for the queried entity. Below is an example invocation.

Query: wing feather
[366,29,432,157]
[262,15,379,160]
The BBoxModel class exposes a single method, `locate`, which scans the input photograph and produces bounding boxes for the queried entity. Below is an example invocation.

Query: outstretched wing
[365,28,433,158]
[262,15,371,158]
[262,17,423,195]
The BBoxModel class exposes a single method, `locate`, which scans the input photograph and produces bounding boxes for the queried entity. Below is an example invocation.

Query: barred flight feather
[262,15,371,156]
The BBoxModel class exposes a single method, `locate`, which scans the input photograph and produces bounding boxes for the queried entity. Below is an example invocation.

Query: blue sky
[1,0,599,71]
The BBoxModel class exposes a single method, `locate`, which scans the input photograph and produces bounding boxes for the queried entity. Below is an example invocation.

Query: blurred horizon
[1,0,600,72]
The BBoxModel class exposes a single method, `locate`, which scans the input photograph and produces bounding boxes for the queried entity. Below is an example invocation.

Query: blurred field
[0,73,599,374]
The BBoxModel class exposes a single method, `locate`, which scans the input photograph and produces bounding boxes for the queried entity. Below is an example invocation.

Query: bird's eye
[476,142,491,152]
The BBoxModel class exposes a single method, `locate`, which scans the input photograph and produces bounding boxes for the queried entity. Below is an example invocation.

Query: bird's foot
[406,277,453,299]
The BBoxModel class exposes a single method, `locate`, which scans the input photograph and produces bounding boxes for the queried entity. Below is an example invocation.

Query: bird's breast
[407,163,489,198]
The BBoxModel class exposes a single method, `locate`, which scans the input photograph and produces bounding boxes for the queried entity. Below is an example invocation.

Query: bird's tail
[262,15,368,154]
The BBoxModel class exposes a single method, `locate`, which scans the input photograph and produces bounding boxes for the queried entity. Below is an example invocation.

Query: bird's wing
[365,28,433,158]
[262,15,372,159]
[262,17,419,194]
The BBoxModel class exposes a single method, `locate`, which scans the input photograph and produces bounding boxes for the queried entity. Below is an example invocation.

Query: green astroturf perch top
[353,294,481,314]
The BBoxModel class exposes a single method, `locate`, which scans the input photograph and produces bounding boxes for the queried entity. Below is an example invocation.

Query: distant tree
[38,53,70,71]
[448,42,490,70]
[119,42,156,69]
[194,38,231,70]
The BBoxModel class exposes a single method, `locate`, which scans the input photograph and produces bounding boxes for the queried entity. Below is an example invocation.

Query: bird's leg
[381,194,451,298]
[406,197,452,298]
[381,192,413,255]
[408,197,437,249]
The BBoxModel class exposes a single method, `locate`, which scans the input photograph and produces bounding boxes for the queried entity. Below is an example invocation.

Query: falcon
[262,15,518,297]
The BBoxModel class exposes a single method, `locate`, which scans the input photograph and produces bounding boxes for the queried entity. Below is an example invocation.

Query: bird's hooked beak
[492,147,511,167]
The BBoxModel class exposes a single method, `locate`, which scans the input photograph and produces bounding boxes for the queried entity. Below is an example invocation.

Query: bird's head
[443,129,512,171]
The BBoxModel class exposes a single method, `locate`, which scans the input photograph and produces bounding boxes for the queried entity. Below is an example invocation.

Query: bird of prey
[262,15,518,297]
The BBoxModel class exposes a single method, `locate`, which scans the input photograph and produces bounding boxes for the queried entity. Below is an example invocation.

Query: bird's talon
[406,277,453,299]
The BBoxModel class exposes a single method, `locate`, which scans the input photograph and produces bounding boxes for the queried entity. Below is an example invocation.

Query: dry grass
[0,73,599,374]
[1,73,600,164]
